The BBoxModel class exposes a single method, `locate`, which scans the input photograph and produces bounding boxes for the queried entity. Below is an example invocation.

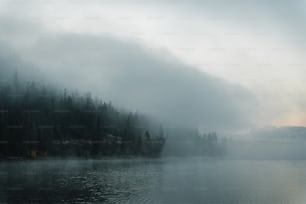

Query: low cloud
[0,17,258,133]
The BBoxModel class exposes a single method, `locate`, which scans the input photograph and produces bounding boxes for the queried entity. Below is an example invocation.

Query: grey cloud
[0,17,258,132]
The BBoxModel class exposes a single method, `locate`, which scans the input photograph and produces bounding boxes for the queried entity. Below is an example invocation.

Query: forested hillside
[0,73,165,158]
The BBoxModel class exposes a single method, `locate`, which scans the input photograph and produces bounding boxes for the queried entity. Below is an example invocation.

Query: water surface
[0,158,306,203]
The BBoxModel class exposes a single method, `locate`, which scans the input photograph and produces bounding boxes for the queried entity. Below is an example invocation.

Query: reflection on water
[0,158,306,203]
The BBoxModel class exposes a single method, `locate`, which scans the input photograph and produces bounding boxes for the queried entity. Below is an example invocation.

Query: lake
[1,158,306,203]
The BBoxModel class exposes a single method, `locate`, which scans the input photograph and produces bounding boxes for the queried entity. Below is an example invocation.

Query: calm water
[1,158,306,204]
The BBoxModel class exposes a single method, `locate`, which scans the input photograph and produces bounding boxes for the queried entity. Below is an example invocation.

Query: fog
[0,17,258,133]
[2,1,306,203]
[1,0,306,156]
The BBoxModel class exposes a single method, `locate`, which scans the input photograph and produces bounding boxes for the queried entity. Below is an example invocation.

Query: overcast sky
[0,0,305,133]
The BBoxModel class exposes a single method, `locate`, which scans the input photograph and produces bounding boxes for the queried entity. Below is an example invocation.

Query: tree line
[0,73,165,159]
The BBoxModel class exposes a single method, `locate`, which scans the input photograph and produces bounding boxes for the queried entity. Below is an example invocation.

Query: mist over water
[1,0,306,203]
[1,158,306,204]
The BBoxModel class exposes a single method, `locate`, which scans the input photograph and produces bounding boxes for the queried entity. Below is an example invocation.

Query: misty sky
[0,0,306,133]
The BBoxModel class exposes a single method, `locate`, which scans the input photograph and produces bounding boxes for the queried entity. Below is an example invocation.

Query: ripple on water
[0,159,306,203]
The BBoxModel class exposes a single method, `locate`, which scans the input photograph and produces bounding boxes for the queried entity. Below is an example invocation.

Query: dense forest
[0,73,165,159]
